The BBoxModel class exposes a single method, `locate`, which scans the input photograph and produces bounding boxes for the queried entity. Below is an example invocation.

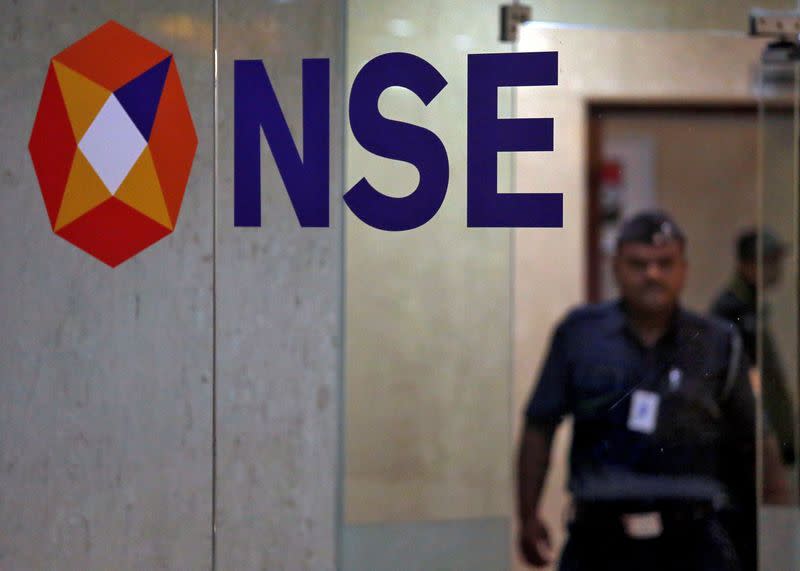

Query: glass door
[514,18,798,571]
[342,3,515,571]
[341,5,800,571]
[758,54,800,569]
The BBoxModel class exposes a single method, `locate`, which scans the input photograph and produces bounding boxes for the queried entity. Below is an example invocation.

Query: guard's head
[613,211,687,316]
[736,228,785,288]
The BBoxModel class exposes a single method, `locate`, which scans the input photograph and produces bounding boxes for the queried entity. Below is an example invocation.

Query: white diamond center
[78,94,146,195]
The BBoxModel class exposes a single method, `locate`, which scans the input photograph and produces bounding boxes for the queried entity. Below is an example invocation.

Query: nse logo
[29,21,196,267]
[235,51,561,230]
[31,21,560,266]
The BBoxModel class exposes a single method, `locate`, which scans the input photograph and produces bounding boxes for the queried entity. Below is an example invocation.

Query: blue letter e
[467,52,562,227]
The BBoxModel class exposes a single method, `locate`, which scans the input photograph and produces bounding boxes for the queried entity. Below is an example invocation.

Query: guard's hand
[519,515,553,568]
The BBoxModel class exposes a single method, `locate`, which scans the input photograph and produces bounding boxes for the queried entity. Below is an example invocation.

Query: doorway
[514,23,799,570]
[587,105,759,308]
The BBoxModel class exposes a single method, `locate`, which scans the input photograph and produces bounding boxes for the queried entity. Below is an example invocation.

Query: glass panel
[758,57,800,568]
[215,1,346,569]
[343,2,513,569]
[515,23,785,571]
[342,5,800,571]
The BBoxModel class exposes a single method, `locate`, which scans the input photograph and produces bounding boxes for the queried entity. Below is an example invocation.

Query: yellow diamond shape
[55,149,112,231]
[53,60,111,141]
[115,147,173,230]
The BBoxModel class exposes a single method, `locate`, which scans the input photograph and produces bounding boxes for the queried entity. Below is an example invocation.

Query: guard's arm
[517,422,556,567]
[518,423,555,523]
[517,321,571,567]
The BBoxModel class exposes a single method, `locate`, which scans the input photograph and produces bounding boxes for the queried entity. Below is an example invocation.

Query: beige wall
[345,0,514,524]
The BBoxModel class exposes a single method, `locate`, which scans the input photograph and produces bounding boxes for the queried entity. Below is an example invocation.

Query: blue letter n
[234,59,329,227]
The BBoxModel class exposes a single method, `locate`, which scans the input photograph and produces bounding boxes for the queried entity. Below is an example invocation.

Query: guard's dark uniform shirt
[525,300,755,507]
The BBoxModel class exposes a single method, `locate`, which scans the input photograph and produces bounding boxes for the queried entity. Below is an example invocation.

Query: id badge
[627,390,660,434]
[622,512,663,539]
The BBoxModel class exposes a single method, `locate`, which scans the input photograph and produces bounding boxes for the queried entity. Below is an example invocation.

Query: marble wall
[1,1,345,570]
[216,1,345,569]
[1,2,214,569]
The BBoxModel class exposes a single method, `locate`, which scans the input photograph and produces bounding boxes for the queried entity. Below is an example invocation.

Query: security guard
[710,229,796,466]
[517,212,755,571]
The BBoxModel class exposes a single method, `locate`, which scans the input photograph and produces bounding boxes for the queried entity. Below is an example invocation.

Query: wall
[1,1,345,570]
[216,2,345,570]
[344,0,513,525]
[1,2,213,569]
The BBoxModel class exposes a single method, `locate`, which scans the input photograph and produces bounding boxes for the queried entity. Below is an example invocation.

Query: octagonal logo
[29,20,197,267]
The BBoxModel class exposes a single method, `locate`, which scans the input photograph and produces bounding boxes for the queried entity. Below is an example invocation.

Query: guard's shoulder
[681,307,737,341]
[710,288,745,318]
[559,301,617,330]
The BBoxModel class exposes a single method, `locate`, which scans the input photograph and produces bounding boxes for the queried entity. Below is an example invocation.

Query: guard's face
[613,241,687,315]
[738,253,784,289]
[763,253,784,288]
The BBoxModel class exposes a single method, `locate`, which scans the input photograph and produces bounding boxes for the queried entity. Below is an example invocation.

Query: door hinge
[500,2,532,43]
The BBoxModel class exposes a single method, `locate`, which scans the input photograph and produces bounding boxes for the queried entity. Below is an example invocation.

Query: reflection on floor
[343,517,509,571]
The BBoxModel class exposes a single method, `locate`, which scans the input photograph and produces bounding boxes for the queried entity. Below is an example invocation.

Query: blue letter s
[346,53,448,231]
